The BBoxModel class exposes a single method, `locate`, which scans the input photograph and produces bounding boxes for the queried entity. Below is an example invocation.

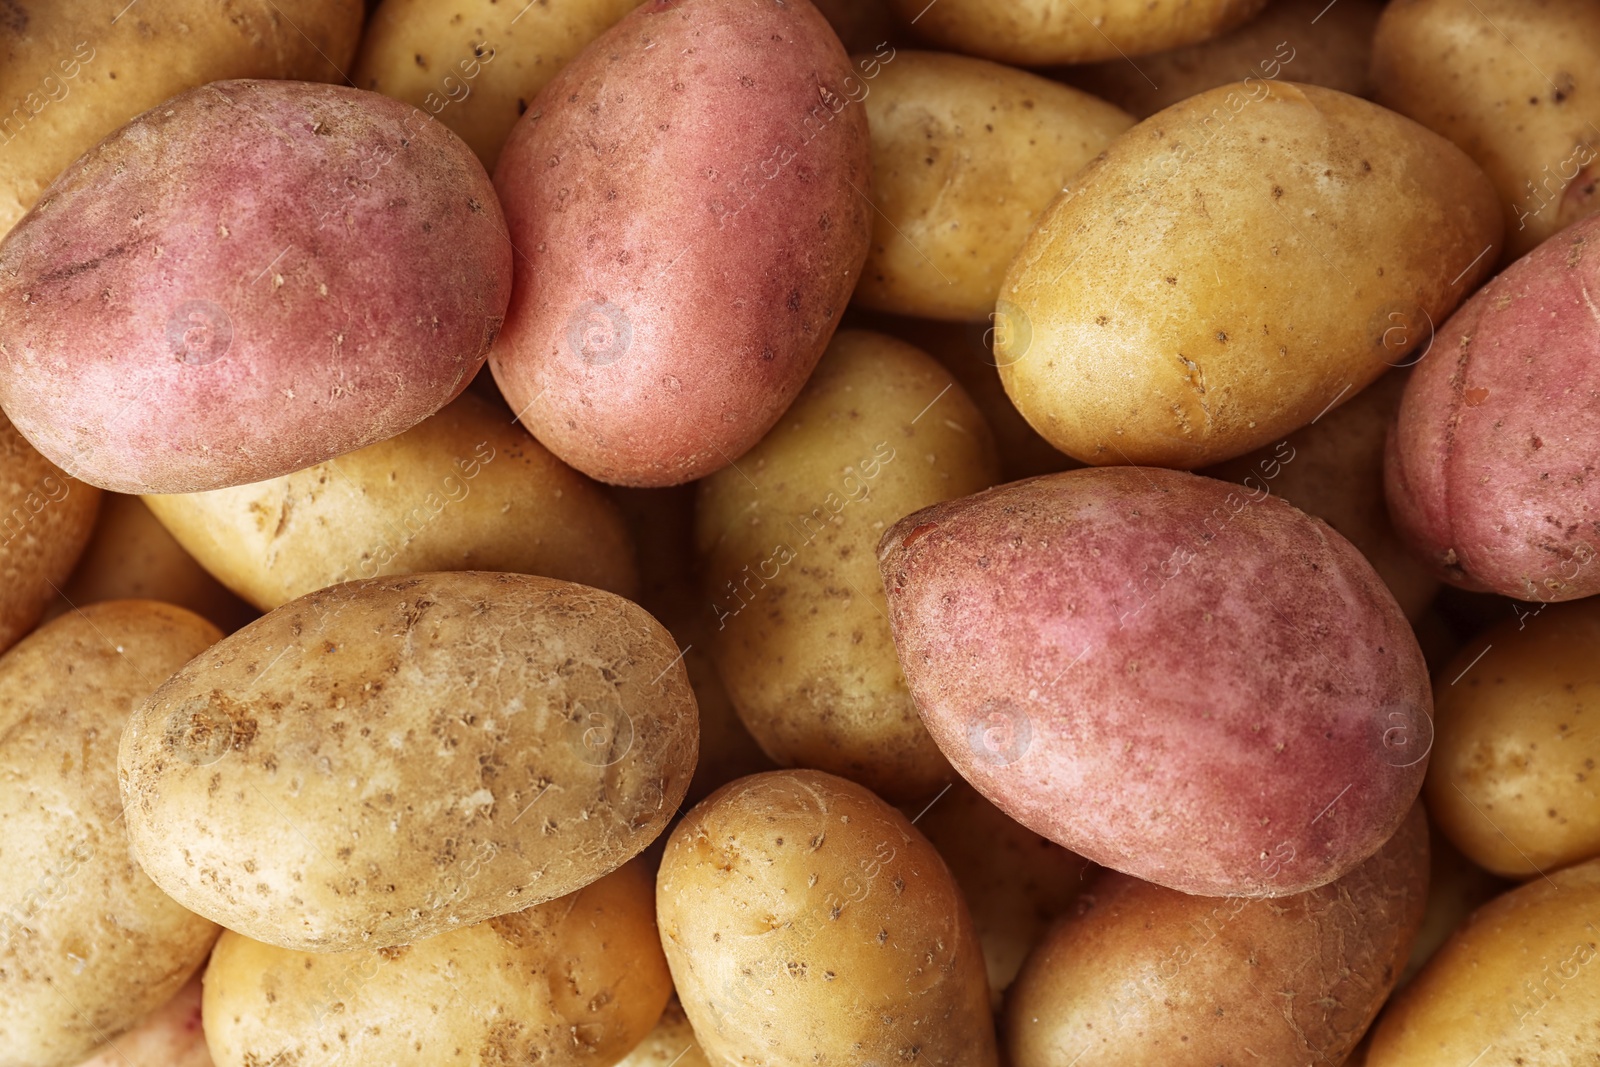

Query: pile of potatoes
[2,0,1599,1064]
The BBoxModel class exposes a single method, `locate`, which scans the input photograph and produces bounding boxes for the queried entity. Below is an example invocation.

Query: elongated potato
[998,81,1502,469]
[658,770,999,1067]
[697,330,998,802]
[0,603,221,1067]
[119,572,698,952]
[74,979,211,1067]
[144,392,638,610]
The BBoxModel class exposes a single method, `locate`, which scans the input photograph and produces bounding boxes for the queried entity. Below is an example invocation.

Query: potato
[813,0,897,53]
[888,0,1273,66]
[658,770,998,1067]
[1204,372,1439,622]
[616,998,716,1067]
[0,0,362,238]
[0,80,512,494]
[489,0,872,487]
[0,602,221,1067]
[1372,0,1600,261]
[202,859,670,1067]
[1004,804,1428,1067]
[855,51,1133,321]
[877,467,1432,897]
[352,0,637,172]
[997,81,1502,469]
[1400,821,1508,988]
[1062,0,1383,118]
[143,392,638,611]
[119,572,698,952]
[74,978,211,1067]
[1387,215,1600,601]
[697,330,998,803]
[0,411,99,653]
[1366,855,1600,1066]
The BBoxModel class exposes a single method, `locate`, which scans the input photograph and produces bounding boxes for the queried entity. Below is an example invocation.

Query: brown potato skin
[813,0,896,53]
[1005,805,1429,1067]
[658,770,998,1067]
[0,411,99,652]
[0,0,363,238]
[1367,855,1600,1066]
[203,860,670,1067]
[144,392,639,610]
[0,603,221,1067]
[0,80,512,494]
[119,572,698,952]
[489,0,872,487]
[878,467,1432,897]
[998,81,1503,469]
[74,978,212,1067]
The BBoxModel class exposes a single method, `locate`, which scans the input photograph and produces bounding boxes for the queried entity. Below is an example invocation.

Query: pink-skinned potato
[1387,215,1600,601]
[0,80,512,494]
[73,978,211,1067]
[877,467,1432,897]
[489,0,872,487]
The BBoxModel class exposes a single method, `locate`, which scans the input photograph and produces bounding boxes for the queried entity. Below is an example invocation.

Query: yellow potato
[856,51,1133,321]
[74,978,212,1067]
[1372,0,1600,260]
[144,392,638,611]
[0,0,362,237]
[658,770,999,1067]
[0,602,221,1067]
[696,329,999,803]
[202,859,670,1067]
[615,998,718,1067]
[352,0,637,172]
[1367,855,1600,1066]
[998,81,1503,469]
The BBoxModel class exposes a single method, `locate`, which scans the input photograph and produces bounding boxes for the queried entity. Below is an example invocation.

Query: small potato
[0,411,99,653]
[202,860,670,1067]
[1372,0,1600,260]
[74,978,211,1067]
[119,572,698,952]
[658,770,999,1067]
[144,392,638,611]
[352,0,637,172]
[697,330,999,803]
[878,467,1432,897]
[0,80,512,494]
[615,998,716,1067]
[1400,822,1508,988]
[0,603,221,1067]
[855,51,1133,321]
[1005,805,1428,1067]
[998,81,1502,469]
[1366,855,1600,1066]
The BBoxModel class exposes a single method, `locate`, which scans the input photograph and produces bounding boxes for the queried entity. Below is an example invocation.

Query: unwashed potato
[998,81,1502,469]
[0,0,363,237]
[74,978,211,1067]
[1062,0,1383,118]
[0,603,221,1067]
[202,860,670,1067]
[0,80,512,494]
[0,411,99,653]
[1367,855,1600,1066]
[615,998,717,1067]
[352,0,637,172]
[877,467,1432,897]
[1006,804,1428,1067]
[143,392,638,611]
[889,0,1273,66]
[1400,822,1508,988]
[119,572,698,953]
[658,770,999,1067]
[1372,0,1600,260]
[490,0,872,486]
[697,329,999,803]
[855,51,1134,321]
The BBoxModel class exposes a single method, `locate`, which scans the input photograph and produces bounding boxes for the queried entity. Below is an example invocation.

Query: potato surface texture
[119,572,698,952]
[658,769,999,1067]
[489,0,872,486]
[997,81,1502,469]
[878,467,1431,897]
[0,80,512,494]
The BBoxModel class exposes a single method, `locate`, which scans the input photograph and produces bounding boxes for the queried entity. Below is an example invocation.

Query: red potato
[489,0,873,487]
[0,80,512,494]
[74,978,211,1067]
[1387,214,1600,600]
[877,467,1432,897]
